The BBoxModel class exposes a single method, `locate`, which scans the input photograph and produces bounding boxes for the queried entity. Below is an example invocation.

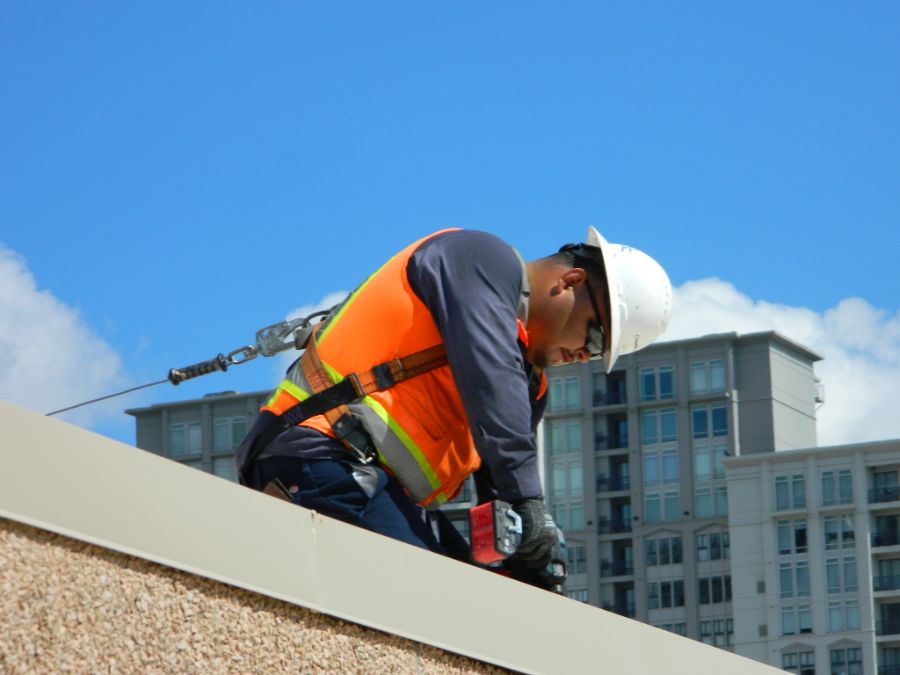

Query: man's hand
[512,498,561,568]
[507,498,568,593]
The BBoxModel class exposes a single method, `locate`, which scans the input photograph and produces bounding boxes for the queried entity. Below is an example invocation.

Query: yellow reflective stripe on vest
[347,398,446,507]
[317,258,392,345]
[266,378,311,408]
[316,358,447,507]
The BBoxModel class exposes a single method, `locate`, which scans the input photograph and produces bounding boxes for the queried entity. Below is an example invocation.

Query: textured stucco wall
[0,518,506,674]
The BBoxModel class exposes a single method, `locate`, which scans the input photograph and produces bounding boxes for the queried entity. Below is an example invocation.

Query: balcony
[598,518,633,535]
[593,391,627,407]
[597,475,631,493]
[602,602,636,618]
[595,433,629,452]
[600,560,634,577]
[871,487,900,504]
[874,533,900,547]
[875,575,900,592]
[877,621,900,636]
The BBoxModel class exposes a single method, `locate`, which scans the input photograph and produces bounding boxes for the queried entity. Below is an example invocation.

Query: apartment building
[126,389,271,483]
[542,331,822,646]
[727,438,900,675]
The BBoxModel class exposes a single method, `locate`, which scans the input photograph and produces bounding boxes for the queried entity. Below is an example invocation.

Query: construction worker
[235,227,671,589]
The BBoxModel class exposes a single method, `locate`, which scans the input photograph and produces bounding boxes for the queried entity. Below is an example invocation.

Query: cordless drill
[469,500,568,594]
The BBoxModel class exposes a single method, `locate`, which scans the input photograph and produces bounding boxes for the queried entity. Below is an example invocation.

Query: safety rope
[45,309,336,417]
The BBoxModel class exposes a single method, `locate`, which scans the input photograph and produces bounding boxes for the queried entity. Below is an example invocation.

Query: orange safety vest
[261,229,534,509]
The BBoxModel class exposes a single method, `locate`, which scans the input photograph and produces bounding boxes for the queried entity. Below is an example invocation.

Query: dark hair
[545,244,608,289]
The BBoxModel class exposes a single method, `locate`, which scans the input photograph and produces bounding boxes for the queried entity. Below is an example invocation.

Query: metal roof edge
[0,401,782,674]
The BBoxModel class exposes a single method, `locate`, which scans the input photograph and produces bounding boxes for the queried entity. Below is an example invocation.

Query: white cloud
[270,291,351,376]
[664,278,900,446]
[0,245,128,427]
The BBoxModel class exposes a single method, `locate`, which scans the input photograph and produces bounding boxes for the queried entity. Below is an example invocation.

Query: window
[212,458,236,481]
[450,515,470,542]
[664,491,680,521]
[876,558,900,591]
[830,647,862,675]
[697,532,730,561]
[698,575,731,605]
[775,474,807,510]
[693,443,728,481]
[547,419,582,454]
[828,600,860,632]
[715,486,728,515]
[644,493,660,523]
[777,520,808,555]
[782,605,813,635]
[643,448,679,486]
[549,376,581,412]
[551,501,584,532]
[826,556,858,594]
[694,487,727,517]
[700,619,733,647]
[548,418,583,530]
[449,479,473,504]
[692,403,727,439]
[640,366,674,401]
[566,588,588,603]
[690,359,725,395]
[550,457,583,497]
[824,514,855,550]
[644,492,679,523]
[783,651,815,675]
[655,623,687,636]
[567,542,587,574]
[780,561,811,598]
[822,469,853,506]
[213,416,246,453]
[641,408,677,445]
[169,421,202,458]
[648,580,684,609]
[646,536,683,566]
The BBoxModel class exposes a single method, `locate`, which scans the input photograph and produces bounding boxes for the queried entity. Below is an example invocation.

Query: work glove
[508,498,568,594]
[511,498,561,569]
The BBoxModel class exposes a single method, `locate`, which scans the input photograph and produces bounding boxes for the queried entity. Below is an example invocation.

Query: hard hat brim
[586,226,623,373]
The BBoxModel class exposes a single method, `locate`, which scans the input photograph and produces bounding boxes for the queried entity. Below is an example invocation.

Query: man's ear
[561,267,587,289]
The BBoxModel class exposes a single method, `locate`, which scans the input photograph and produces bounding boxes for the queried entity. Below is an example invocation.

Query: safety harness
[237,323,449,485]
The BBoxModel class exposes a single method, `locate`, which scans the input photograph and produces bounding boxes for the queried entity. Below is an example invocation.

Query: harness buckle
[372,362,396,390]
[332,413,377,464]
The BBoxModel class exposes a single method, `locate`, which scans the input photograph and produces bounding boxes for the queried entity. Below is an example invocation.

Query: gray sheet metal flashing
[0,401,782,674]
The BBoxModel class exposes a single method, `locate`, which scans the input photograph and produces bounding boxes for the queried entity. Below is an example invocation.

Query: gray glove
[512,498,561,569]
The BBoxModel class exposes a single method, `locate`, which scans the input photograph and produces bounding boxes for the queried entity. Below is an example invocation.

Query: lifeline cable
[46,379,170,416]
[44,309,335,418]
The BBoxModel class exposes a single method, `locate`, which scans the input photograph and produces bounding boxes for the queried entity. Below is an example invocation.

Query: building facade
[542,331,823,646]
[126,389,272,483]
[727,438,900,675]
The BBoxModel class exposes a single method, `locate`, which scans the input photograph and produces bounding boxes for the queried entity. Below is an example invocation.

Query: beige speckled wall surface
[0,518,508,674]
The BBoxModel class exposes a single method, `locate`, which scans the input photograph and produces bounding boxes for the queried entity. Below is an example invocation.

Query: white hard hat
[585,226,672,373]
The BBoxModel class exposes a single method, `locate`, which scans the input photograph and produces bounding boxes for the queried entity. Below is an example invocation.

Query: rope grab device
[45,309,335,417]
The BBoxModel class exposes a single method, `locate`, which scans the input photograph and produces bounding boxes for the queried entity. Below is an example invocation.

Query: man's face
[525,268,610,369]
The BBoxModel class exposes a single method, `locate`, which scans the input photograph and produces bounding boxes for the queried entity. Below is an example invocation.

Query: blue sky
[1,2,898,445]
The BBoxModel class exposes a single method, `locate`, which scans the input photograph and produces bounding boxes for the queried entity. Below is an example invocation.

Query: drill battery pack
[469,500,523,565]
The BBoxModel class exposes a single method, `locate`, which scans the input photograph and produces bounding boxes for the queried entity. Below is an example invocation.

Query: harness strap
[238,328,449,483]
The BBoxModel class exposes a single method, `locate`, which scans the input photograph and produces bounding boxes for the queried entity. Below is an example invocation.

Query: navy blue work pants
[252,455,470,563]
